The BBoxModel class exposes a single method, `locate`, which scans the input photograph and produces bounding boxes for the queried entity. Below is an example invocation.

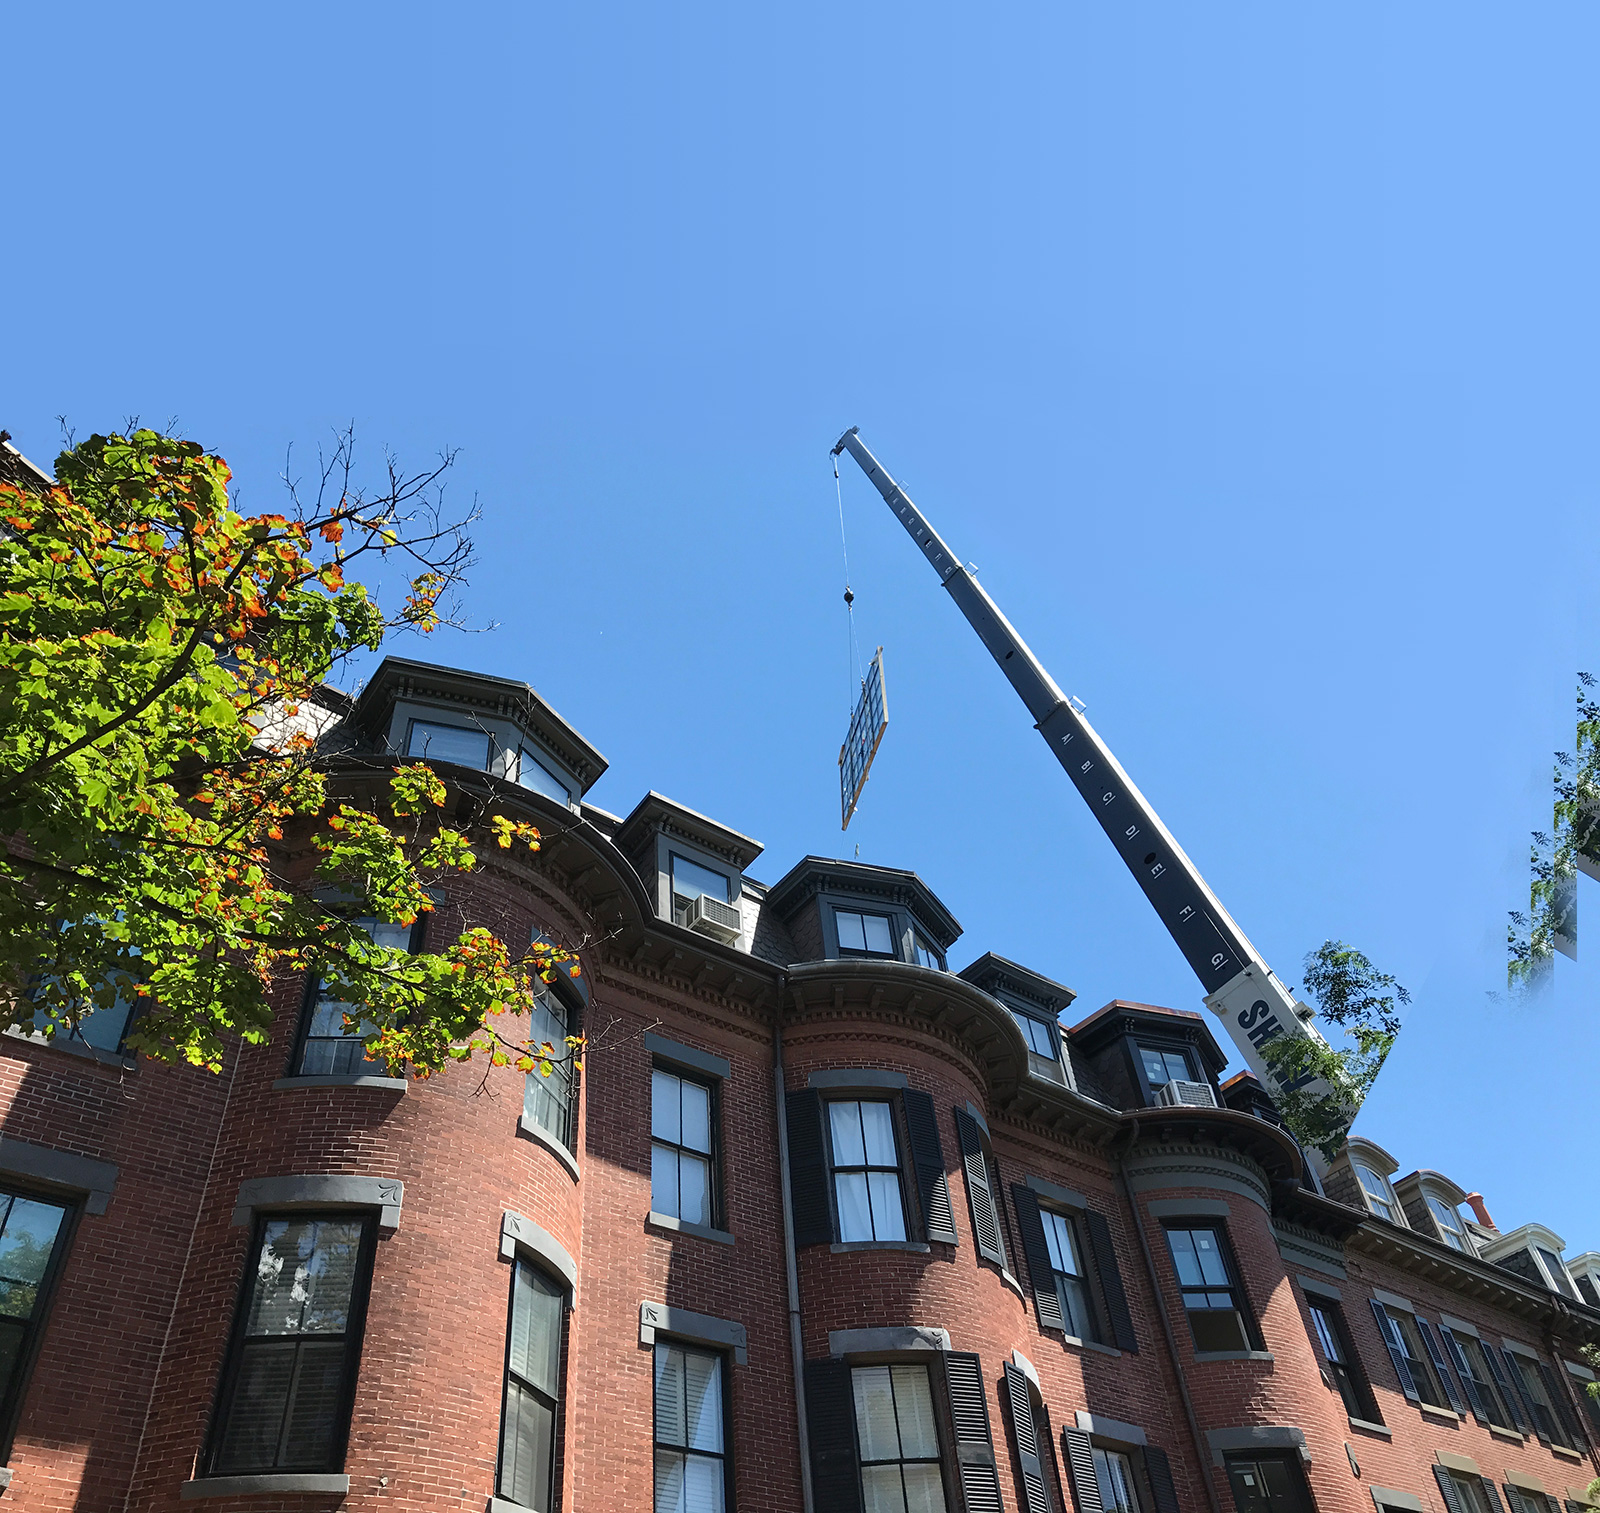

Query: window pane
[1042,1211,1080,1277]
[1189,1228,1230,1286]
[406,720,492,768]
[214,1340,296,1473]
[246,1219,363,1337]
[862,1464,910,1513]
[656,1345,687,1446]
[1166,1229,1203,1287]
[1094,1448,1139,1513]
[1538,1247,1578,1298]
[889,1364,939,1458]
[280,1338,347,1468]
[682,1349,723,1453]
[680,1081,712,1154]
[671,855,730,904]
[830,1102,867,1167]
[1141,1047,1172,1085]
[836,911,868,952]
[1428,1197,1466,1248]
[0,1196,66,1320]
[653,1143,681,1219]
[75,997,134,1052]
[859,1102,897,1166]
[503,1377,555,1511]
[862,914,895,954]
[1355,1166,1395,1219]
[510,1262,564,1398]
[653,1071,682,1144]
[682,1452,726,1513]
[1309,1306,1342,1363]
[867,1171,907,1242]
[518,747,569,803]
[852,1366,902,1461]
[655,1449,687,1513]
[836,1173,874,1243]
[901,1463,947,1513]
[678,1154,710,1227]
[1060,1276,1091,1339]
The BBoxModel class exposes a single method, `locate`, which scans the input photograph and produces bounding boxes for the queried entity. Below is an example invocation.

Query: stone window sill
[516,1113,580,1182]
[1551,1445,1584,1462]
[1060,1333,1122,1359]
[1487,1425,1524,1443]
[272,1075,407,1092]
[3,1026,135,1071]
[1347,1418,1391,1438]
[1417,1402,1460,1422]
[647,1212,734,1246]
[1194,1350,1275,1363]
[180,1473,350,1498]
[830,1240,931,1255]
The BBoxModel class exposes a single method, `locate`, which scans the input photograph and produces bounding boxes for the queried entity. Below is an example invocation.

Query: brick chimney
[1466,1192,1496,1230]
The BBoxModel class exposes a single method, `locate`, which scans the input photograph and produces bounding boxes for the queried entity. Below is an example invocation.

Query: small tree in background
[0,427,579,1080]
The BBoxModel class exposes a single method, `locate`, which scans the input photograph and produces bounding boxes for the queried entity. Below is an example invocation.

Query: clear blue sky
[8,6,1596,1242]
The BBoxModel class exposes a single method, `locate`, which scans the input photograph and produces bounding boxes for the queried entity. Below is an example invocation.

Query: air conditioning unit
[685,894,741,945]
[1157,1080,1218,1109]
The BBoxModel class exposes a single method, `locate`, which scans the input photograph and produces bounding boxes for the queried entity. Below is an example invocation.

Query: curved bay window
[498,1259,567,1511]
[207,1214,377,1476]
[1164,1224,1253,1353]
[523,988,576,1151]
[828,1101,907,1243]
[295,919,416,1077]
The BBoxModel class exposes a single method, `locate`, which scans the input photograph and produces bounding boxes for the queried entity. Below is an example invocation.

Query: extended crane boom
[831,427,1341,1153]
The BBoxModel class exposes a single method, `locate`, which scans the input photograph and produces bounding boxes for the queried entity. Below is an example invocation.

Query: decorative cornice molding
[1123,1144,1272,1210]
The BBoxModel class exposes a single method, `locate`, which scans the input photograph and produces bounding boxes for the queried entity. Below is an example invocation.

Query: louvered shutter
[1433,1466,1468,1513]
[1369,1301,1419,1401]
[1011,1184,1066,1332]
[1482,1344,1531,1434]
[954,1109,1008,1269]
[1501,1350,1549,1442]
[1567,1501,1590,1513]
[785,1090,833,1248]
[1536,1360,1584,1450]
[902,1088,959,1244]
[1060,1427,1105,1513]
[1143,1446,1181,1513]
[1083,1210,1138,1353]
[1438,1325,1490,1424]
[942,1351,1004,1513]
[1002,1361,1052,1513]
[1416,1317,1467,1414]
[803,1358,863,1513]
[1502,1485,1530,1513]
[1480,1478,1507,1513]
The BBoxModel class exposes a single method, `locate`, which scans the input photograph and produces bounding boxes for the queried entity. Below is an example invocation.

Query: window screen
[829,1101,906,1243]
[835,910,895,956]
[654,1343,726,1513]
[405,719,492,769]
[652,1069,716,1227]
[210,1214,374,1475]
[499,1259,565,1511]
[851,1363,947,1513]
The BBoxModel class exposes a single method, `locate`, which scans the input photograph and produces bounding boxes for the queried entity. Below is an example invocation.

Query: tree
[0,427,579,1080]
[1260,939,1407,1161]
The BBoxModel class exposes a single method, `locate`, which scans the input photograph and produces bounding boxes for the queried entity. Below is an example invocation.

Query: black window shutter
[786,1089,833,1248]
[1143,1446,1181,1513]
[1438,1325,1490,1424]
[1433,1466,1468,1513]
[1502,1485,1531,1513]
[1368,1301,1419,1401]
[1060,1427,1105,1513]
[1482,1344,1531,1435]
[1082,1210,1137,1353]
[902,1088,959,1244]
[1001,1361,1052,1513]
[954,1108,1008,1270]
[1480,1478,1507,1513]
[942,1351,1004,1513]
[1010,1184,1066,1333]
[803,1358,863,1513]
[1416,1317,1467,1414]
[1502,1351,1550,1443]
[1536,1360,1583,1450]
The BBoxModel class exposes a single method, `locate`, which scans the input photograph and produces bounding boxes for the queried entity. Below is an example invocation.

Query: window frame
[911,932,945,971]
[0,1184,81,1461]
[650,1064,722,1232]
[1039,1205,1098,1343]
[203,1209,379,1478]
[1162,1221,1258,1354]
[1387,1309,1448,1410]
[1450,1330,1515,1431]
[496,1255,569,1512]
[824,1097,911,1245]
[1304,1296,1380,1425]
[849,1360,951,1513]
[1423,1191,1473,1254]
[1091,1443,1142,1513]
[652,1338,732,1513]
[832,907,900,959]
[1503,1346,1567,1446]
[288,916,423,1079]
[1353,1163,1401,1224]
[402,715,495,770]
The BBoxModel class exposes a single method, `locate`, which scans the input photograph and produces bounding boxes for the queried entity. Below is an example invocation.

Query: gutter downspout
[774,982,815,1513]
[1115,1119,1225,1513]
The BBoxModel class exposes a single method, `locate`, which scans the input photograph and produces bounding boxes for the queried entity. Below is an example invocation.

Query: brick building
[0,653,1596,1513]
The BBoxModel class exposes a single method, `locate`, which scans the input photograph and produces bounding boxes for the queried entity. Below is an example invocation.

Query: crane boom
[831,427,1341,1146]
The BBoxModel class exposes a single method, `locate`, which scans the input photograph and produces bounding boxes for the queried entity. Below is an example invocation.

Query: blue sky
[8,6,1596,1241]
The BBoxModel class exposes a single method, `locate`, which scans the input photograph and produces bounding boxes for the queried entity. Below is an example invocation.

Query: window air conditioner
[1157,1080,1218,1109]
[685,895,741,945]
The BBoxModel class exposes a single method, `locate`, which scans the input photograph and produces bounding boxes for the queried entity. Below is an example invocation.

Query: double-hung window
[1041,1209,1095,1342]
[405,718,492,769]
[498,1259,566,1512]
[911,934,943,970]
[1092,1446,1141,1513]
[828,1101,907,1243]
[1427,1196,1471,1253]
[1388,1310,1447,1409]
[1138,1045,1194,1091]
[208,1214,376,1476]
[1446,1473,1494,1513]
[1012,1010,1059,1061]
[1164,1225,1252,1353]
[1354,1165,1399,1223]
[296,918,415,1077]
[1306,1299,1377,1423]
[652,1069,716,1228]
[523,987,576,1151]
[654,1342,727,1513]
[851,1363,947,1513]
[835,909,896,957]
[1536,1246,1580,1300]
[670,855,732,928]
[0,1188,72,1447]
[28,916,141,1055]
[1504,1349,1567,1445]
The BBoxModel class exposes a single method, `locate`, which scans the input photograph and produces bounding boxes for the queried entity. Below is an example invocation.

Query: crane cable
[834,454,863,712]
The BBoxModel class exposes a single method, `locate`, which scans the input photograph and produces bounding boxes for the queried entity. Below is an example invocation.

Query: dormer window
[1139,1045,1195,1089]
[1424,1193,1473,1254]
[835,909,896,958]
[1536,1246,1580,1300]
[405,718,492,769]
[1355,1165,1399,1224]
[1012,1010,1059,1061]
[670,854,733,928]
[911,933,943,970]
[516,745,571,804]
